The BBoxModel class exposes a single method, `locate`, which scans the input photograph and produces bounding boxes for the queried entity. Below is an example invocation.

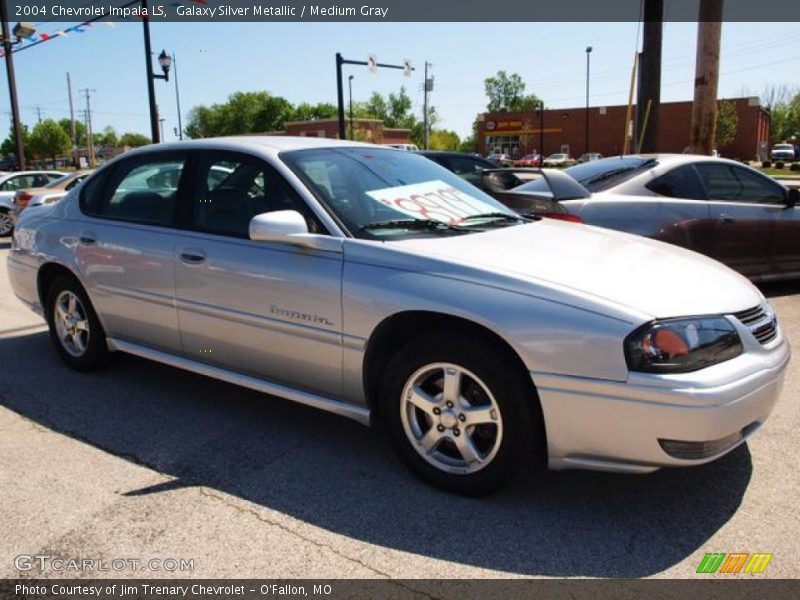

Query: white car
[8,137,790,494]
[770,144,796,162]
[0,170,66,236]
[543,153,572,166]
[383,143,420,152]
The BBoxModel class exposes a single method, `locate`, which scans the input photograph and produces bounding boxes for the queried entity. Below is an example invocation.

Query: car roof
[139,136,376,157]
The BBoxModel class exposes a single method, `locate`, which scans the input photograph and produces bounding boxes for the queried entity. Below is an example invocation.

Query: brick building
[478,96,770,161]
[265,118,411,144]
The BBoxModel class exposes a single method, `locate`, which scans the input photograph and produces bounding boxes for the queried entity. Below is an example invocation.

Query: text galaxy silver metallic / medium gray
[7,137,790,494]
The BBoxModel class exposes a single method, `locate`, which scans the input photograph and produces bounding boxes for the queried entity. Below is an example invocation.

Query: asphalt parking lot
[0,240,798,579]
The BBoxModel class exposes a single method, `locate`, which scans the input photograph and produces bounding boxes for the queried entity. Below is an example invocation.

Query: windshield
[282,147,522,240]
[561,156,656,192]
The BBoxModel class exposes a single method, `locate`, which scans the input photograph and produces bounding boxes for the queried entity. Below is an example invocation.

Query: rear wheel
[46,276,108,370]
[381,333,544,495]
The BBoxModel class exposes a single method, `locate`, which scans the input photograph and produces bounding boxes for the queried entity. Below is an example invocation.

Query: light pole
[585,46,592,155]
[142,0,171,143]
[159,117,166,142]
[536,101,545,163]
[173,53,183,140]
[348,75,354,140]
[0,9,35,170]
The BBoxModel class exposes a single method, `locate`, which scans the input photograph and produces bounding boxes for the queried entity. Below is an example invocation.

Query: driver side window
[190,153,320,238]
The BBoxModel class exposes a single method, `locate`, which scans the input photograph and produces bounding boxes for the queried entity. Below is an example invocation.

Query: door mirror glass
[788,187,799,208]
[249,210,309,243]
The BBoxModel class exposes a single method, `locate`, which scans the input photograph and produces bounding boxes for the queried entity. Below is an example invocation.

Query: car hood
[391,219,763,319]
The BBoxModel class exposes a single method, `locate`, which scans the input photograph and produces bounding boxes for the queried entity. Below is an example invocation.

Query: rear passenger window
[646,165,706,200]
[103,159,185,226]
[190,153,319,238]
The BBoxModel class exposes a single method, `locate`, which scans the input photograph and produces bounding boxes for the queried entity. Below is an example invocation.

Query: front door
[172,151,344,398]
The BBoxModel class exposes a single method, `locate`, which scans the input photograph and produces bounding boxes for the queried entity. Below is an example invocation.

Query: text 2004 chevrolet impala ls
[7,138,790,494]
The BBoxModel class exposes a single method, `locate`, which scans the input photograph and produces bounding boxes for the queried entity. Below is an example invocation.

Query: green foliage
[93,126,118,147]
[484,71,541,113]
[775,161,785,169]
[428,129,461,151]
[57,118,86,147]
[1,122,30,156]
[715,100,739,148]
[185,91,295,138]
[762,160,772,168]
[768,91,800,144]
[118,132,151,148]
[29,119,71,161]
[292,102,337,121]
[790,162,800,172]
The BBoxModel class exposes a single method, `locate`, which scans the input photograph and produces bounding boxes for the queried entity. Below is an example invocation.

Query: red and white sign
[366,180,495,224]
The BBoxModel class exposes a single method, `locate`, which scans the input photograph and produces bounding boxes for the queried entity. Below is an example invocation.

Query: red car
[515,153,541,167]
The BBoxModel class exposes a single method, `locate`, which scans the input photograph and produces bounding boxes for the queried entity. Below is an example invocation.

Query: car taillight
[16,192,32,207]
[541,213,584,223]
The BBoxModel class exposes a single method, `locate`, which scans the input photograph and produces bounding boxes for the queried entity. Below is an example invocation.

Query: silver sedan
[7,138,790,495]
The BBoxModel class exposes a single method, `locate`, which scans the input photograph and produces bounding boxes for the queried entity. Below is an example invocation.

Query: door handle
[179,249,206,264]
[719,213,736,223]
[78,233,97,245]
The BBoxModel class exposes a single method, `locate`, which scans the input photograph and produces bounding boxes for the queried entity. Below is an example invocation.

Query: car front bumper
[535,333,790,473]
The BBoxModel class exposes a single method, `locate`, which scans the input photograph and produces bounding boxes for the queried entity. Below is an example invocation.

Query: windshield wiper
[458,212,532,224]
[359,219,467,232]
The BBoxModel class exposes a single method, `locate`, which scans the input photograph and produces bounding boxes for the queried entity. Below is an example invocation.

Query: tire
[0,209,13,238]
[45,275,108,371]
[380,332,545,495]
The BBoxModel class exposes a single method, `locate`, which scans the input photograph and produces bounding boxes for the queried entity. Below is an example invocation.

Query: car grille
[734,305,778,345]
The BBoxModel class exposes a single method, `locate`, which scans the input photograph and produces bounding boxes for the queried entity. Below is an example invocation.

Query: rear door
[76,153,187,352]
[171,150,344,398]
[694,162,780,278]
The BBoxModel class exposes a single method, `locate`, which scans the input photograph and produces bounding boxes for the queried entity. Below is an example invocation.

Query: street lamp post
[585,46,592,155]
[536,101,545,163]
[0,5,35,170]
[348,75,354,140]
[173,53,183,140]
[141,0,171,144]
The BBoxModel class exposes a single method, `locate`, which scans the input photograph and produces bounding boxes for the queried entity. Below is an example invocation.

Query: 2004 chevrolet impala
[7,138,790,494]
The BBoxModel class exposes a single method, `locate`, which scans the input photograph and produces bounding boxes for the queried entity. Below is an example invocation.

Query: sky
[2,20,799,142]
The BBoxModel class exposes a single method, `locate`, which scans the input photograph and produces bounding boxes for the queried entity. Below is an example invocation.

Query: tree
[0,122,30,156]
[484,71,541,113]
[57,118,86,147]
[29,119,71,164]
[715,100,739,148]
[185,91,294,138]
[429,129,461,151]
[118,132,151,148]
[93,125,118,147]
[292,102,337,121]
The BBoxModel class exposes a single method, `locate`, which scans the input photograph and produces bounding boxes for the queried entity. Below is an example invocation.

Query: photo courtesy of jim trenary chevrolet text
[0,0,799,597]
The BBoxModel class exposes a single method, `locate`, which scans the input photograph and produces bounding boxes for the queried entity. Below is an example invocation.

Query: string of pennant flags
[2,0,212,56]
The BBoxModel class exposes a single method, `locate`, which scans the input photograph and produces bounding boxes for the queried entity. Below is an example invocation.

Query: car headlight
[624,317,742,374]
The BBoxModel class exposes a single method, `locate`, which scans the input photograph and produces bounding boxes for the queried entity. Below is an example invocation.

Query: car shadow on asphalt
[0,330,752,578]
[0,240,10,250]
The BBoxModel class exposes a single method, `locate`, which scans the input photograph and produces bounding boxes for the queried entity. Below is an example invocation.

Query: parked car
[416,150,498,190]
[9,138,789,494]
[770,143,796,161]
[487,150,512,166]
[515,153,542,167]
[10,170,93,224]
[495,155,800,281]
[578,153,603,163]
[543,153,573,166]
[0,170,66,236]
[383,143,420,152]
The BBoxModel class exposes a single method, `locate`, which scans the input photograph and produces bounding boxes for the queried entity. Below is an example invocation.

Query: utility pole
[34,106,43,123]
[67,73,78,166]
[423,62,432,150]
[173,53,183,140]
[142,0,161,143]
[585,47,592,154]
[689,0,724,155]
[81,88,96,167]
[0,0,26,169]
[636,0,663,153]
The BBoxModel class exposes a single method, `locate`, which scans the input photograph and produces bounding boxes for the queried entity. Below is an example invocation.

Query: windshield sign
[365,180,496,224]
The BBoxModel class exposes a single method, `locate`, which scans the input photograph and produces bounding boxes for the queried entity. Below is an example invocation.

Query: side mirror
[787,188,799,208]
[249,210,309,243]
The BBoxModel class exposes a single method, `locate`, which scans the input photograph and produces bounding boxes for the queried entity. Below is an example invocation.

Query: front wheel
[381,333,545,495]
[0,209,13,237]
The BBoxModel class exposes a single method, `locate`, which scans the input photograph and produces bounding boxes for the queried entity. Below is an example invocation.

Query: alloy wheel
[400,362,503,474]
[53,290,91,357]
[0,212,12,236]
